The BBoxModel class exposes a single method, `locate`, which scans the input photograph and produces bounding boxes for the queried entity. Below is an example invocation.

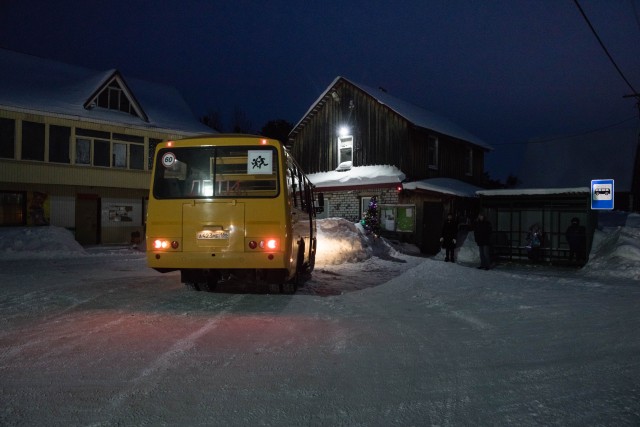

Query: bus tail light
[153,239,179,250]
[266,239,278,250]
[247,238,279,251]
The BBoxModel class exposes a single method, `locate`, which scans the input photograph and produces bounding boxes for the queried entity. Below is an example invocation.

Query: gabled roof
[0,48,211,134]
[291,76,492,151]
[516,123,639,192]
[83,70,149,122]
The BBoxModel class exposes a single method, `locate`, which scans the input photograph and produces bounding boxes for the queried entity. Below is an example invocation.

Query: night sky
[1,0,639,181]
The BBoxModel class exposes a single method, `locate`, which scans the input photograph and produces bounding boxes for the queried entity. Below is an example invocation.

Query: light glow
[153,239,173,249]
[266,239,277,250]
[338,126,350,137]
[202,179,213,197]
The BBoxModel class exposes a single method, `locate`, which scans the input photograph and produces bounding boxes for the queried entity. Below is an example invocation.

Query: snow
[292,76,492,151]
[0,213,639,425]
[0,48,211,134]
[478,187,590,196]
[307,164,405,189]
[402,177,485,198]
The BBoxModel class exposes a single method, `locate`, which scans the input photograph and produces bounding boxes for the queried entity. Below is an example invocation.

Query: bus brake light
[154,239,179,249]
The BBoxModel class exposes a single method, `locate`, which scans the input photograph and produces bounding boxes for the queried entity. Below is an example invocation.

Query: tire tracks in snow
[104,294,245,420]
[0,277,160,363]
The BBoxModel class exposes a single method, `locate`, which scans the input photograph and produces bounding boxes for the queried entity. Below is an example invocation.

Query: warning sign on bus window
[247,150,273,174]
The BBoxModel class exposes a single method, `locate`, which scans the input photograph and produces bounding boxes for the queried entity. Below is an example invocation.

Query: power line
[573,0,639,98]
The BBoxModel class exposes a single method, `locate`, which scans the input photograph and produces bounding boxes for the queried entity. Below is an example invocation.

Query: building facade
[0,49,212,244]
[289,76,492,252]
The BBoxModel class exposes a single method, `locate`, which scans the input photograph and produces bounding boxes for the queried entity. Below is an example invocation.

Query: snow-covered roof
[516,123,638,192]
[478,187,590,197]
[402,177,484,198]
[0,48,212,135]
[308,165,405,189]
[293,76,492,151]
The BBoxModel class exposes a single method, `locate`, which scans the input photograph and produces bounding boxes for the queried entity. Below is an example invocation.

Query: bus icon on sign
[591,179,614,210]
[594,186,611,198]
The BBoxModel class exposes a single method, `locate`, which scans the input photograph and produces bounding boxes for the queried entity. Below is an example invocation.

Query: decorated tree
[361,196,380,237]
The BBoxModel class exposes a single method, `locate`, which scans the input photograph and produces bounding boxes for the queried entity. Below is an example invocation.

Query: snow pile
[0,226,87,259]
[582,213,640,281]
[315,217,376,265]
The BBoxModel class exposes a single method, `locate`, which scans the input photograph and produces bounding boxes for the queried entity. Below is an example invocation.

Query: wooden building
[289,76,492,253]
[0,48,211,244]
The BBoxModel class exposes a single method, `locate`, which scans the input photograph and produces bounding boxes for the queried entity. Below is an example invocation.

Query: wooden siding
[291,79,486,185]
[0,159,150,189]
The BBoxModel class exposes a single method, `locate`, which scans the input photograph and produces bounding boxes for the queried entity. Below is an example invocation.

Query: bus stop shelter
[477,187,597,264]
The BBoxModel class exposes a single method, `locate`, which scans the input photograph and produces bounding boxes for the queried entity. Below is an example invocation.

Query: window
[0,117,15,159]
[338,135,353,166]
[49,125,70,163]
[464,147,473,176]
[113,142,127,168]
[93,80,139,117]
[130,144,144,170]
[94,139,110,167]
[22,121,45,161]
[113,133,144,170]
[153,146,279,199]
[74,129,146,169]
[0,191,26,225]
[76,138,91,164]
[427,136,438,170]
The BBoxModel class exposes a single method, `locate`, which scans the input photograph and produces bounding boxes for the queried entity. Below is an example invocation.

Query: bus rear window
[153,146,279,199]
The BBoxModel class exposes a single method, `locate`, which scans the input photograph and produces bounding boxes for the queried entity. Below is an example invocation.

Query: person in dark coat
[566,217,586,265]
[474,213,492,270]
[440,213,458,262]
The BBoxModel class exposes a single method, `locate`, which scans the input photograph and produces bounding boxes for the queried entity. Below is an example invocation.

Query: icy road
[1,220,639,425]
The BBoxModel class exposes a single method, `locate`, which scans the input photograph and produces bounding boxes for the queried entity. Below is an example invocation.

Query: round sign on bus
[162,152,176,167]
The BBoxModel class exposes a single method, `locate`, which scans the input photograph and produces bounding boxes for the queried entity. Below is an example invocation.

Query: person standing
[566,217,586,265]
[474,213,492,270]
[440,213,458,262]
[526,223,544,261]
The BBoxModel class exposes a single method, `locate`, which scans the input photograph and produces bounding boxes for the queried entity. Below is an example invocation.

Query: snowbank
[582,212,640,281]
[315,217,401,265]
[0,226,87,259]
[0,213,638,282]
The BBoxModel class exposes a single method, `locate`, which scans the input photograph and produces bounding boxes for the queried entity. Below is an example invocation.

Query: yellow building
[0,48,212,244]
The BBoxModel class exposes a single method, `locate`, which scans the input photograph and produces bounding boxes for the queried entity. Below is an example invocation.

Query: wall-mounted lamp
[338,126,350,137]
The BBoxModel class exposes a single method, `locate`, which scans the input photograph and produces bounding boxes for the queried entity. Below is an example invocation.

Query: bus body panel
[145,135,317,290]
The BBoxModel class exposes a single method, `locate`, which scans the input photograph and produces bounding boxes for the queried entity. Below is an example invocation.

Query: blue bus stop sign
[591,179,614,210]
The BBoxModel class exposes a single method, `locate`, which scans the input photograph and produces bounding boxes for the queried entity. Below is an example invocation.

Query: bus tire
[308,237,317,273]
[295,240,306,282]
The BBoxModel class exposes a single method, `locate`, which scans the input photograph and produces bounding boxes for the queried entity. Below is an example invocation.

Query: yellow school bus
[146,134,321,293]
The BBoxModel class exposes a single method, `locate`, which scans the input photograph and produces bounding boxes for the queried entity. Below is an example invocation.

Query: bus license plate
[197,230,229,240]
